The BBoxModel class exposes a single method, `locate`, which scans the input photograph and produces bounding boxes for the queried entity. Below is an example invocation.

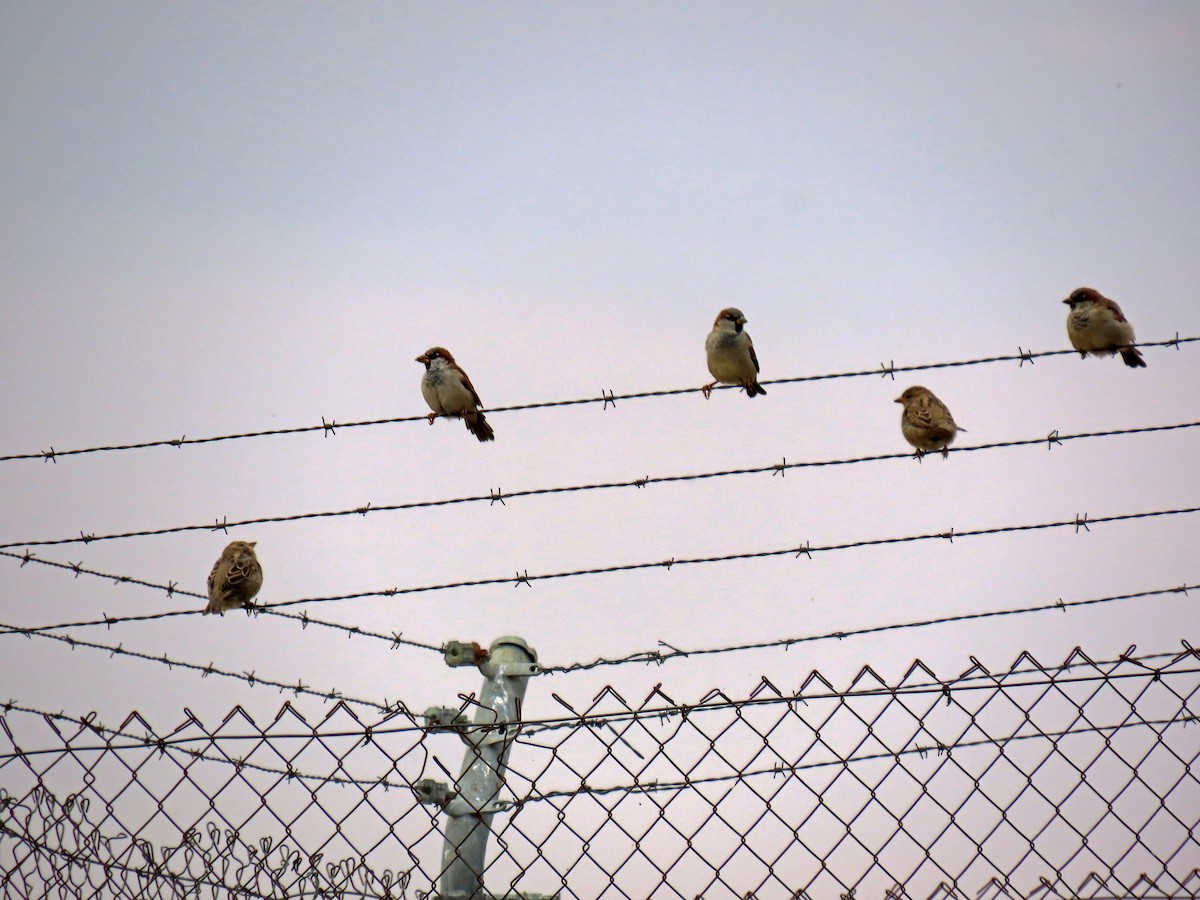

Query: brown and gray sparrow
[1063,287,1146,368]
[895,386,964,459]
[703,307,766,398]
[204,540,263,615]
[416,347,495,442]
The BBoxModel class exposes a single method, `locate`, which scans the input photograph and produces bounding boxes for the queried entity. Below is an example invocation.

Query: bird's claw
[701,382,716,399]
[426,413,438,425]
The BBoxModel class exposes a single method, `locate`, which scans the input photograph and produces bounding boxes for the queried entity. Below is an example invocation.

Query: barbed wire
[231,503,1198,612]
[3,335,1194,465]
[539,580,1197,673]
[2,546,1190,693]
[0,621,399,714]
[4,417,1197,552]
[0,549,441,653]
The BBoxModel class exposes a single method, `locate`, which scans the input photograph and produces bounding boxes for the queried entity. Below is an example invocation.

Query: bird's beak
[249,542,257,547]
[738,316,748,325]
[415,355,429,364]
[1061,298,1071,306]
[894,397,903,404]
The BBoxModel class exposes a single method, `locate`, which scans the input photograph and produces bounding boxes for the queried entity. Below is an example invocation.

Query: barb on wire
[0,620,397,713]
[242,502,1200,613]
[2,335,1195,464]
[9,507,1192,630]
[4,418,1198,551]
[541,581,1196,673]
[0,550,442,652]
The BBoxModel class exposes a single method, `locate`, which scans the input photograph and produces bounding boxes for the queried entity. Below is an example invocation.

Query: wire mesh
[1,644,1197,899]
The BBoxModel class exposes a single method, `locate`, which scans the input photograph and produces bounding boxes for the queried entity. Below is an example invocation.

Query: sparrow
[416,347,495,442]
[1063,287,1146,368]
[204,541,263,615]
[895,386,965,459]
[703,307,766,398]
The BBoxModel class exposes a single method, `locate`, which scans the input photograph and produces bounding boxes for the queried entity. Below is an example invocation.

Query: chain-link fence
[2,642,1198,899]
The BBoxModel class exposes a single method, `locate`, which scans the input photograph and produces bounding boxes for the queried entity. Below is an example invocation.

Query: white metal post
[437,636,538,899]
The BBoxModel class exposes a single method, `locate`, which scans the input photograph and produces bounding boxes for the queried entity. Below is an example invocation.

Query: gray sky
[1,0,1198,809]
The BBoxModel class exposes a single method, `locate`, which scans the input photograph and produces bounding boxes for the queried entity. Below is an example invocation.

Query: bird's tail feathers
[466,412,495,442]
[745,381,767,398]
[1120,346,1147,368]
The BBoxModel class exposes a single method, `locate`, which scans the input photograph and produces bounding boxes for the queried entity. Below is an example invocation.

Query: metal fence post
[437,635,539,899]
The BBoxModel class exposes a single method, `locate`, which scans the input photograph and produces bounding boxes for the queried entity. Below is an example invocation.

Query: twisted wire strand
[539,581,1197,673]
[4,335,1194,465]
[4,418,1197,551]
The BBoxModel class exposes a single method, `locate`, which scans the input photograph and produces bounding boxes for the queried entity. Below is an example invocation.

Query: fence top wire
[1,685,1190,795]
[1,641,1194,761]
[3,417,1198,551]
[3,334,1195,465]
[519,641,1200,737]
[540,580,1197,673]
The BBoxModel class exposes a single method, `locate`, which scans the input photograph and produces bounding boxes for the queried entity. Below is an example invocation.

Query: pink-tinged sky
[1,2,1198,739]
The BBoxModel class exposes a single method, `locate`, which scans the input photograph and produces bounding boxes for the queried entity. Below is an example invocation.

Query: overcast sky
[2,0,1198,821]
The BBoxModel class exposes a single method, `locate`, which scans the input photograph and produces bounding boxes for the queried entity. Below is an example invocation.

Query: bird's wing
[905,401,936,430]
[1101,295,1129,323]
[455,365,485,409]
[206,557,222,598]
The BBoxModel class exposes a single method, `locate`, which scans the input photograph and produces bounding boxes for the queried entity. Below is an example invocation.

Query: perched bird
[204,541,263,615]
[703,307,766,398]
[895,386,965,459]
[416,347,495,442]
[1063,287,1146,368]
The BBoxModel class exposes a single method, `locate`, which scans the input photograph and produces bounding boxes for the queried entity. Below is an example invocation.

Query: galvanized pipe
[439,636,538,899]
